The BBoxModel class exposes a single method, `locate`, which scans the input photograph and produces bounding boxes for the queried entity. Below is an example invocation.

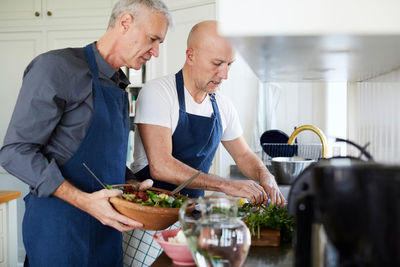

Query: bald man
[132,20,285,206]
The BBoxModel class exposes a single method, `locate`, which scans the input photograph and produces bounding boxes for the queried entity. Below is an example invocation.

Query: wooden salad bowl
[109,186,186,230]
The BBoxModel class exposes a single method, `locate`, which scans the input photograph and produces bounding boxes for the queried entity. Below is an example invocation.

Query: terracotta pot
[250,228,280,247]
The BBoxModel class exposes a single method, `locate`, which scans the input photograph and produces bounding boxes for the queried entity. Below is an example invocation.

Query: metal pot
[271,157,316,185]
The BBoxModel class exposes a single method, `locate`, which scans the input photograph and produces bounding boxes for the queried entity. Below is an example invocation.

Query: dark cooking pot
[288,158,400,267]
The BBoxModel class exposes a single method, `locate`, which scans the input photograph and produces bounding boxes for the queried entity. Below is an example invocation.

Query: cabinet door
[44,0,116,19]
[0,0,41,20]
[147,3,216,80]
[0,32,43,145]
[0,203,5,267]
[46,29,105,51]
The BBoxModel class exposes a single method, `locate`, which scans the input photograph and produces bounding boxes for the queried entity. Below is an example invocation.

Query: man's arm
[53,180,143,231]
[46,160,154,233]
[222,136,285,207]
[125,167,154,190]
[137,123,267,204]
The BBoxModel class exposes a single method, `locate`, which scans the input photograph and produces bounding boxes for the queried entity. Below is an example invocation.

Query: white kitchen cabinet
[0,0,111,144]
[44,0,116,19]
[0,192,20,267]
[217,0,400,82]
[0,32,43,146]
[46,29,105,50]
[0,203,4,266]
[0,0,115,21]
[0,0,41,20]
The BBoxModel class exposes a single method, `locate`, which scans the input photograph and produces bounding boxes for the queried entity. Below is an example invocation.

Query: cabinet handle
[47,11,52,16]
[34,11,40,17]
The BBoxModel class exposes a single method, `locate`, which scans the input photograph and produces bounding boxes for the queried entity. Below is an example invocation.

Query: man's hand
[126,178,153,191]
[80,189,143,232]
[53,180,149,232]
[222,137,286,207]
[220,180,267,205]
[260,175,286,207]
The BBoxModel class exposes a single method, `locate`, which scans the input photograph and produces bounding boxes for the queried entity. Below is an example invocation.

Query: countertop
[151,167,295,266]
[0,190,21,204]
[151,243,293,267]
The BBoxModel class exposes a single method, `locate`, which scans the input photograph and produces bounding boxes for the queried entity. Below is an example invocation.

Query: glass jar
[179,196,251,267]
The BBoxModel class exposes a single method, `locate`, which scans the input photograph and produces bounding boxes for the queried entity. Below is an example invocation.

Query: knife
[171,170,202,195]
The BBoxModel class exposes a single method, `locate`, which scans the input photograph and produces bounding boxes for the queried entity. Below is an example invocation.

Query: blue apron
[135,70,223,198]
[22,44,130,267]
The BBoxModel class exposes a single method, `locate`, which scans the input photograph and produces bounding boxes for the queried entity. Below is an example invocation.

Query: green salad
[114,184,188,208]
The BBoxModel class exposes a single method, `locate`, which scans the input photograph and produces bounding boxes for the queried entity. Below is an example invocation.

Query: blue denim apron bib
[22,44,129,267]
[135,70,223,198]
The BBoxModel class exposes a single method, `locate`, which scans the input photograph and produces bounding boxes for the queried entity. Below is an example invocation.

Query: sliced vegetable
[120,187,188,208]
[137,191,148,201]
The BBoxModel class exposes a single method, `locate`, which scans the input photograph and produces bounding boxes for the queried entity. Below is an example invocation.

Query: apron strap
[84,44,101,89]
[208,93,220,116]
[175,69,221,116]
[175,70,186,112]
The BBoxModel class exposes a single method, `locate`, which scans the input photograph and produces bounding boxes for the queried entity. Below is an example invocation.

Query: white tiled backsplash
[348,69,400,164]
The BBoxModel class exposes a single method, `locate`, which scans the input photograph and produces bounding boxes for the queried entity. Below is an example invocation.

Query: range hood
[217,0,400,82]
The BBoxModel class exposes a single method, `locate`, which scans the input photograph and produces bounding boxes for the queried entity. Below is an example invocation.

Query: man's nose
[218,64,229,80]
[150,43,159,58]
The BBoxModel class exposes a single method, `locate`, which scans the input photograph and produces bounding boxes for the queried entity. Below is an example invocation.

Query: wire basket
[261,143,322,173]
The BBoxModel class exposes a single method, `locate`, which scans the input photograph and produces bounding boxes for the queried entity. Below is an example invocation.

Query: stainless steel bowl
[271,157,316,185]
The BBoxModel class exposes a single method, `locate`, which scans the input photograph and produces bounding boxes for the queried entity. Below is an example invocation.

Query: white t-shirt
[131,73,243,173]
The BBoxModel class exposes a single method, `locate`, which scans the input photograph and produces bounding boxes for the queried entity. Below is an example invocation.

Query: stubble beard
[201,82,220,94]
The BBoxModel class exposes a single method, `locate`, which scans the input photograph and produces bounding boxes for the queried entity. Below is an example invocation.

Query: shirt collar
[91,42,130,89]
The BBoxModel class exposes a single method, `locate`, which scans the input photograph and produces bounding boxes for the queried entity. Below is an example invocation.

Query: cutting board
[250,228,281,247]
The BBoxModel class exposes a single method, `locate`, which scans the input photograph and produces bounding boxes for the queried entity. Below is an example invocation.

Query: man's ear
[119,13,134,33]
[186,48,194,65]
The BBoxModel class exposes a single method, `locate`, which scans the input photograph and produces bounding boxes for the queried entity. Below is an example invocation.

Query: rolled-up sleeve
[0,54,67,197]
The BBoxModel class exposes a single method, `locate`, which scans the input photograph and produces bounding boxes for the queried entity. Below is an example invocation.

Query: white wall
[217,62,348,177]
[272,82,328,140]
[216,54,329,177]
[348,69,400,163]
[272,82,347,156]
[217,53,259,176]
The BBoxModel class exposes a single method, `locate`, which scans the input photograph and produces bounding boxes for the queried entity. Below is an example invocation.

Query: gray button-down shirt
[0,42,131,197]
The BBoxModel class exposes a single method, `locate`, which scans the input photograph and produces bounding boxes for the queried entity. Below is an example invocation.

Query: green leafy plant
[240,204,295,243]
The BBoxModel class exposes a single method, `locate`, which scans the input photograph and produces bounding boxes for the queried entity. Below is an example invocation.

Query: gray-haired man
[0,0,170,266]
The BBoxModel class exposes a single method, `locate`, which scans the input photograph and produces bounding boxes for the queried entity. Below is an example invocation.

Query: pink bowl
[153,228,195,266]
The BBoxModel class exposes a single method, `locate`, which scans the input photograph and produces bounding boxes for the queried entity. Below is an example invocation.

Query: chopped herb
[240,204,295,243]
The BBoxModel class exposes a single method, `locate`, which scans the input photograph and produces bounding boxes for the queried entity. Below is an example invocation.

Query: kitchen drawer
[0,205,3,235]
[0,236,3,263]
[0,194,20,267]
[0,204,3,264]
[0,204,6,266]
[0,204,6,265]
